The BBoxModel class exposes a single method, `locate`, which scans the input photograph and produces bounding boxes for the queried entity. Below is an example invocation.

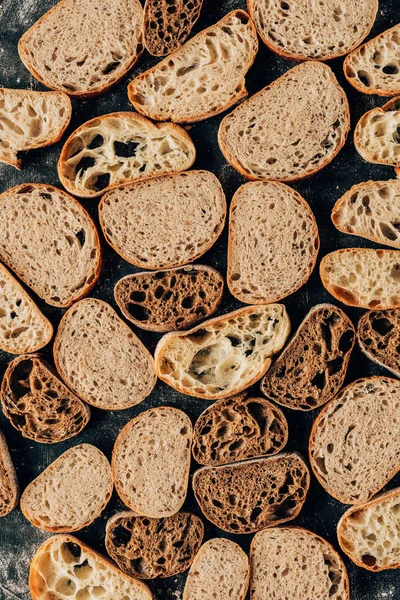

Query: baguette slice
[193,453,310,534]
[0,430,19,517]
[0,184,101,308]
[54,298,156,410]
[1,354,90,444]
[218,61,350,182]
[155,304,290,400]
[354,97,400,167]
[309,377,400,504]
[358,308,400,377]
[29,535,153,600]
[58,112,196,198]
[128,10,258,123]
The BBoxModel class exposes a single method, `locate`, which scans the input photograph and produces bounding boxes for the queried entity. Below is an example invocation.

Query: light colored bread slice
[218,61,350,182]
[53,298,156,410]
[0,184,101,308]
[358,308,400,377]
[320,248,400,309]
[354,97,400,167]
[309,376,400,504]
[0,430,19,517]
[58,112,196,198]
[128,10,258,123]
[18,0,144,97]
[155,304,290,400]
[112,407,192,518]
[99,171,226,269]
[228,181,319,303]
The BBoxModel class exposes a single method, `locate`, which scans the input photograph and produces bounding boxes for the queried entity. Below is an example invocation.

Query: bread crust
[0,430,19,517]
[354,97,400,167]
[357,308,400,377]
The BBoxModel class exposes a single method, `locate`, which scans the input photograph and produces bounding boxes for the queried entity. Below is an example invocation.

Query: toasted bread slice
[358,308,400,377]
[0,430,19,517]
[354,97,400,167]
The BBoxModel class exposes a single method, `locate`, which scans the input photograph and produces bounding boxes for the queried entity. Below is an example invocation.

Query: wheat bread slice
[358,308,400,377]
[354,97,400,167]
[53,298,156,410]
[0,430,19,517]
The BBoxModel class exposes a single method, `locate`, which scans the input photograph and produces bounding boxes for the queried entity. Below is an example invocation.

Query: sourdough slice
[358,308,400,377]
[99,171,226,269]
[128,10,258,123]
[53,298,156,410]
[0,184,101,308]
[155,304,290,400]
[112,407,192,518]
[228,181,319,303]
[309,377,400,504]
[193,453,310,533]
[106,511,204,579]
[219,61,350,182]
[114,265,224,331]
[261,304,355,411]
[18,0,144,97]
[354,97,400,167]
[0,430,19,517]
[1,354,90,444]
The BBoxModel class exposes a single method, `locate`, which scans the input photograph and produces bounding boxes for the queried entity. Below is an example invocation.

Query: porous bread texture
[250,527,349,600]
[20,444,113,532]
[354,97,400,167]
[358,308,400,377]
[112,407,192,518]
[99,171,226,269]
[155,304,290,400]
[18,0,144,97]
[53,298,156,410]
[128,10,258,123]
[29,535,153,600]
[218,61,350,182]
[309,377,400,504]
[228,181,319,303]
[320,248,400,309]
[0,88,71,168]
[0,184,101,308]
[0,430,19,517]
[58,112,196,198]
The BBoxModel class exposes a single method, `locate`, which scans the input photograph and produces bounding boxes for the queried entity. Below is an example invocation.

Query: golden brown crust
[0,430,19,517]
[354,97,400,167]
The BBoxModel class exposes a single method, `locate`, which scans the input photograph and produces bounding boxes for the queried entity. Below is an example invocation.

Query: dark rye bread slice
[261,304,355,411]
[357,308,400,377]
[192,453,310,534]
[0,430,19,517]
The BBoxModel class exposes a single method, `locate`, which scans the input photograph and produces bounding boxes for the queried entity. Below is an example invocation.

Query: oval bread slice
[354,97,400,167]
[357,308,400,377]
[0,430,19,517]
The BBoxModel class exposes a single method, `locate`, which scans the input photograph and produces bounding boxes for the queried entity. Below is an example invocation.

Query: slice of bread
[155,304,290,400]
[58,112,196,198]
[358,308,400,377]
[18,0,144,97]
[354,97,400,167]
[114,265,224,331]
[320,248,400,309]
[29,535,153,600]
[112,407,192,518]
[309,376,400,504]
[261,304,355,411]
[228,181,319,303]
[192,393,288,465]
[250,527,349,600]
[106,510,204,579]
[337,487,400,571]
[128,10,258,123]
[193,453,310,534]
[218,61,350,182]
[99,171,226,269]
[0,184,101,308]
[0,430,19,517]
[53,298,156,410]
[1,354,90,444]
[0,88,71,169]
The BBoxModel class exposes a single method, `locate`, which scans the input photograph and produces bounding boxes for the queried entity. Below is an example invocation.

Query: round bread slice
[228,181,319,303]
[0,430,19,517]
[354,97,400,167]
[357,308,400,377]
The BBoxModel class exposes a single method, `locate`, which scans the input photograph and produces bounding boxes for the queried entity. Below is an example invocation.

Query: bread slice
[0,430,19,517]
[58,112,196,198]
[183,538,249,600]
[155,304,290,400]
[337,488,400,571]
[0,184,101,308]
[228,181,319,303]
[218,61,350,182]
[99,171,226,269]
[106,511,204,579]
[354,97,400,167]
[29,535,153,600]
[18,0,144,97]
[112,407,192,518]
[1,354,90,444]
[261,304,355,411]
[192,393,288,465]
[358,308,400,377]
[128,10,258,123]
[320,248,400,309]
[193,453,310,534]
[309,376,400,504]
[114,265,224,332]
[53,298,156,410]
